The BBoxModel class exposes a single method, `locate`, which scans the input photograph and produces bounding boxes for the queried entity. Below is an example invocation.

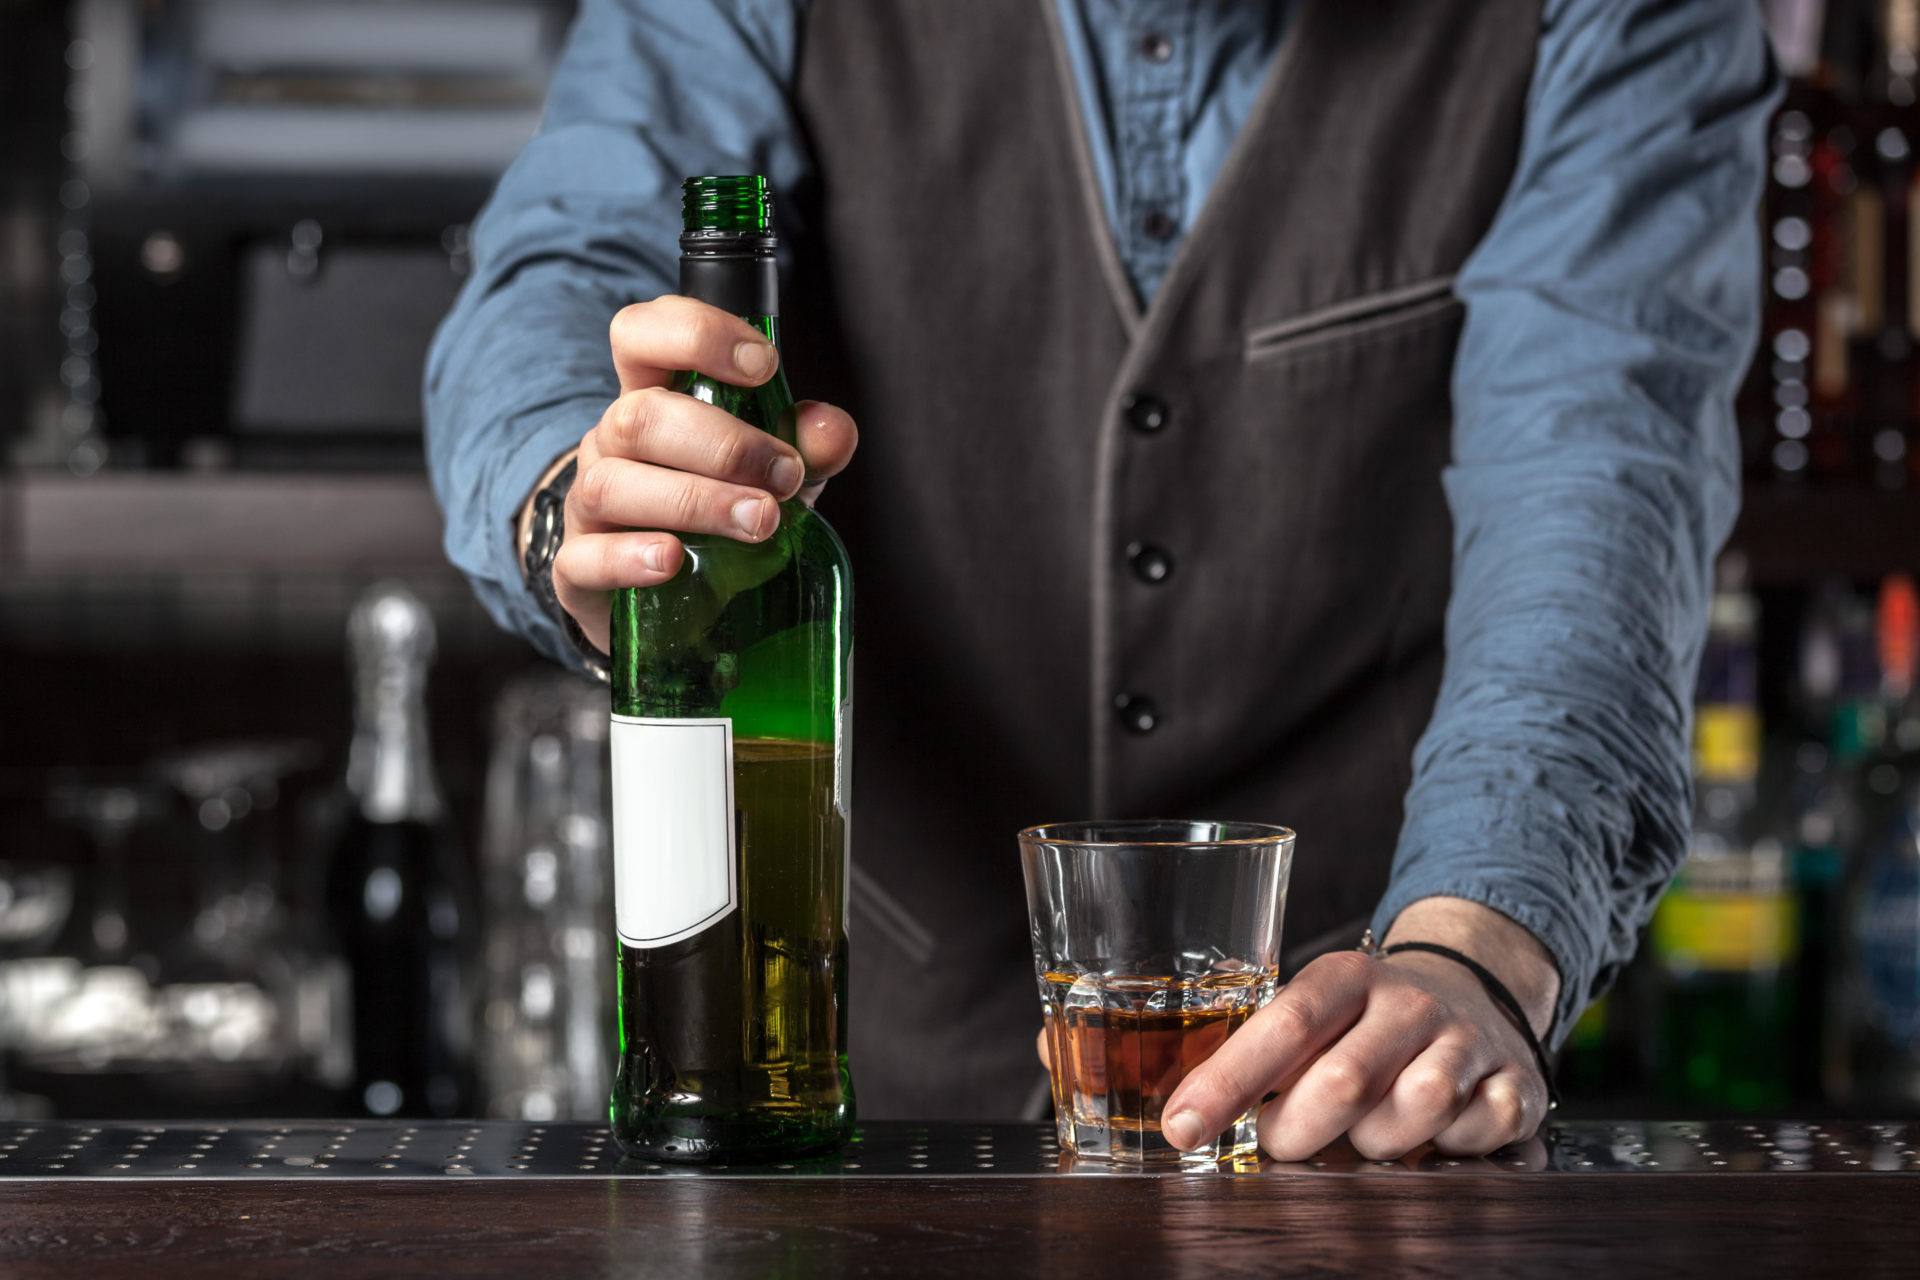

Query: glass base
[1056,1109,1259,1165]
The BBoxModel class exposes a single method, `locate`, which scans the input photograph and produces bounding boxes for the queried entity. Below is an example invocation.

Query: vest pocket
[1244,275,1459,364]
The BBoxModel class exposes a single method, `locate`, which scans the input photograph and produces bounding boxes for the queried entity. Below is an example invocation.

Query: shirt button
[1138,32,1173,63]
[1122,393,1169,433]
[1126,541,1173,584]
[1114,693,1159,734]
[1141,209,1179,242]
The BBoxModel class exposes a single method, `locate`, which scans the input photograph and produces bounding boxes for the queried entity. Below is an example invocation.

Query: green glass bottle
[607,175,854,1161]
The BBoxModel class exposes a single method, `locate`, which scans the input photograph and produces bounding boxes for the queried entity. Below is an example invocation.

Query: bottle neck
[1885,0,1920,103]
[348,658,440,825]
[676,243,792,448]
[679,234,778,320]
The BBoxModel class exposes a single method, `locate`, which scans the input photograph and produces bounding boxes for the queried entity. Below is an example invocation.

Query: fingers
[609,295,779,394]
[551,532,685,654]
[586,387,806,501]
[569,454,781,544]
[1036,1025,1051,1071]
[554,531,685,591]
[1160,950,1375,1151]
[1430,1068,1547,1156]
[788,400,859,499]
[1251,1001,1440,1163]
[1343,1038,1483,1161]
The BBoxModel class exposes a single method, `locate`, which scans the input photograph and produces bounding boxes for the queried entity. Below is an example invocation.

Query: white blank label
[610,716,736,948]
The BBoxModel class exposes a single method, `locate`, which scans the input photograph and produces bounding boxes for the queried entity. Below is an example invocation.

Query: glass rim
[1017,819,1294,848]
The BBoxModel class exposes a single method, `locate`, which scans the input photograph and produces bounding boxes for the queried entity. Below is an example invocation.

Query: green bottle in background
[1652,574,1796,1112]
[607,175,854,1161]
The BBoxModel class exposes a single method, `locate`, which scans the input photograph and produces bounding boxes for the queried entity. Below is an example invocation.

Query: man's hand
[1166,897,1559,1160]
[523,295,859,654]
[1038,897,1560,1161]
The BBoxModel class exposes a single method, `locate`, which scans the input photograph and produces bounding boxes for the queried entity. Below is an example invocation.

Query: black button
[1122,393,1168,433]
[1114,693,1159,734]
[1139,32,1173,63]
[1126,541,1173,584]
[1141,209,1178,242]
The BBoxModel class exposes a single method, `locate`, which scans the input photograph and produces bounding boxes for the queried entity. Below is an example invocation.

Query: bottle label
[610,715,737,948]
[1652,890,1796,974]
[1693,704,1760,784]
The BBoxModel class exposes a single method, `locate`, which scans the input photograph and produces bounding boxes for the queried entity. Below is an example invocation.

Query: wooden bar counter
[0,1120,1915,1277]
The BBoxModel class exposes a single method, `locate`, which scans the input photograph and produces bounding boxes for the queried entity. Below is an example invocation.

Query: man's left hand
[1039,896,1561,1161]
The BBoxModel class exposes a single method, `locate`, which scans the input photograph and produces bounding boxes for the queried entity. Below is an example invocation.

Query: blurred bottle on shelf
[1786,581,1880,1099]
[475,673,614,1122]
[325,582,475,1118]
[1844,574,1920,1100]
[1751,0,1920,486]
[1755,0,1859,481]
[1651,566,1798,1110]
[1694,560,1765,835]
[1860,0,1920,487]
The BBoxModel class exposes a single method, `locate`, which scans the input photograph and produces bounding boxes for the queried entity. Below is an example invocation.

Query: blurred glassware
[476,671,613,1122]
[148,738,324,1094]
[0,864,74,958]
[17,782,170,1073]
[0,861,76,1117]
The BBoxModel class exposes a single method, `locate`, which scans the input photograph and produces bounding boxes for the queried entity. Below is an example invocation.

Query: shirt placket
[1113,0,1194,301]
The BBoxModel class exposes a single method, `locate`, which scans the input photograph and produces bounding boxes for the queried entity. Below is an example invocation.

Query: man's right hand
[536,295,860,655]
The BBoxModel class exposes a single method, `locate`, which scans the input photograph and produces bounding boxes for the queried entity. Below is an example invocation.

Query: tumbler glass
[1018,820,1293,1163]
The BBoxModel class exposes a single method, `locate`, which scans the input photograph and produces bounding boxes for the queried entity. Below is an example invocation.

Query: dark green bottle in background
[607,175,854,1161]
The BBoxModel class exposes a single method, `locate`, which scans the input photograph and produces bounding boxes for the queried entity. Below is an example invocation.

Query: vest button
[1114,693,1159,734]
[1141,209,1179,242]
[1126,541,1173,584]
[1122,393,1169,433]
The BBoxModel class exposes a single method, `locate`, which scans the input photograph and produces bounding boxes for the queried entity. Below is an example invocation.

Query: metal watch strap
[521,457,610,682]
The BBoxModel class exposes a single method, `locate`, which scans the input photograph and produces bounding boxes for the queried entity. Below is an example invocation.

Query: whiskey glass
[1018,820,1293,1163]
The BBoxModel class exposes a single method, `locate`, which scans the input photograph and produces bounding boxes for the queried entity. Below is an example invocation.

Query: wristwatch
[521,456,610,682]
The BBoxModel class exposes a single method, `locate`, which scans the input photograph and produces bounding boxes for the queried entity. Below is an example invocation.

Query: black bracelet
[1359,930,1560,1112]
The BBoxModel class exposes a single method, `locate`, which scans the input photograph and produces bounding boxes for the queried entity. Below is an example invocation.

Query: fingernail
[732,496,770,539]
[768,454,803,496]
[735,341,775,381]
[1162,1110,1205,1151]
[640,541,670,573]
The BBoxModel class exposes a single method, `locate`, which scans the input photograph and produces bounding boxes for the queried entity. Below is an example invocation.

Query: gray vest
[786,0,1542,1119]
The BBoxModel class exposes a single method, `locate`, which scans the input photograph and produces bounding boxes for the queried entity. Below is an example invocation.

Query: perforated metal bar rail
[0,1121,1913,1179]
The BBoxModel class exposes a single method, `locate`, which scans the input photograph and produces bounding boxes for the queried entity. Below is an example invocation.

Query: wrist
[1379,896,1560,1039]
[517,448,579,584]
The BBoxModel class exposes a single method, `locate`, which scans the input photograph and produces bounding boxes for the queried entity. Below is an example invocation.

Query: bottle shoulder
[784,500,851,574]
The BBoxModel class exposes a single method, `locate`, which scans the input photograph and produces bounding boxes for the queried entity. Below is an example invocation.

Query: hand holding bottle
[527,294,860,654]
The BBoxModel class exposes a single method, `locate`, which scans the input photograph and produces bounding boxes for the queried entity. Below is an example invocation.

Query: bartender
[427,0,1775,1160]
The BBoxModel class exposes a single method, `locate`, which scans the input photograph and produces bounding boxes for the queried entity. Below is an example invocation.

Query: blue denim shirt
[424,0,1779,1040]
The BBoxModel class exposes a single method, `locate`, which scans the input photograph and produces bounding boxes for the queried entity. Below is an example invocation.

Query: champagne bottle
[326,582,474,1118]
[607,175,855,1161]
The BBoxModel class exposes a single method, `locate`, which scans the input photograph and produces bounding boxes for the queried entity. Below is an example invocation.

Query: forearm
[1378,451,1719,1043]
[426,262,625,667]
[423,0,813,662]
[1374,0,1776,1043]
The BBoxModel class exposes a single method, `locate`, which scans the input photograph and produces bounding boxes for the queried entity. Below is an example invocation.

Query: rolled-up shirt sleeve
[1370,0,1780,1042]
[424,0,810,666]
